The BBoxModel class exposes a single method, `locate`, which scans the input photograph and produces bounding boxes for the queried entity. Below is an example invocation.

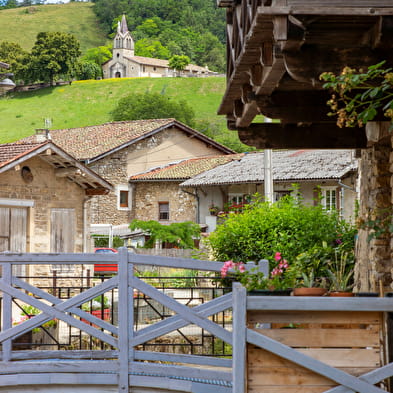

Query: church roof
[18,119,234,163]
[125,56,209,73]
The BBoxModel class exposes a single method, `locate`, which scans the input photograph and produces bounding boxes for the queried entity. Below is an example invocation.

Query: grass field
[0,3,108,53]
[0,76,250,150]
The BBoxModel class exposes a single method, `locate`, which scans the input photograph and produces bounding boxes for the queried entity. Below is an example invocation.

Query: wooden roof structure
[217,0,393,148]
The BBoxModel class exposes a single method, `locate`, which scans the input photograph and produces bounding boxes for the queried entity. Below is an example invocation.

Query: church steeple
[113,14,134,56]
[119,14,129,34]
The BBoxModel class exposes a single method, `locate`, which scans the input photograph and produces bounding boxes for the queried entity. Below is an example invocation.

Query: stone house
[0,140,112,262]
[21,119,234,231]
[130,149,358,234]
[102,15,214,79]
[129,154,243,230]
[182,150,358,231]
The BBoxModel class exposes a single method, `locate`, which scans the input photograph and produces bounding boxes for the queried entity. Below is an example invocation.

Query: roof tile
[130,154,244,181]
[181,150,358,186]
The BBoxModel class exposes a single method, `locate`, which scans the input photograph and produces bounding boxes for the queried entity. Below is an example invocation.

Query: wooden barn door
[0,207,28,276]
[50,208,75,273]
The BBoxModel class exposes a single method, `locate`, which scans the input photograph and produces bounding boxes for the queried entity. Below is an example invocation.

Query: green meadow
[0,77,250,150]
[0,2,107,53]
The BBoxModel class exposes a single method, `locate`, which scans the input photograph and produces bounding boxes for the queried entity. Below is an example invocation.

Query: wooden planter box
[247,309,384,393]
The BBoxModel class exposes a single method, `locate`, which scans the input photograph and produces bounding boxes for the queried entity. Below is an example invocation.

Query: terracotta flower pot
[293,287,327,296]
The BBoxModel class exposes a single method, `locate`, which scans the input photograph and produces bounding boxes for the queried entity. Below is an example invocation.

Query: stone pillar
[355,122,392,293]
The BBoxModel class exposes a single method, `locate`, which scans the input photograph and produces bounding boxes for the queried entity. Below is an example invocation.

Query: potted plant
[327,251,354,296]
[293,270,327,296]
[220,252,296,295]
[209,204,220,216]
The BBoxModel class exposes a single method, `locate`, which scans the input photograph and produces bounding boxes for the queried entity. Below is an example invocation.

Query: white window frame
[321,187,337,211]
[117,185,131,211]
[158,202,170,221]
[228,193,244,205]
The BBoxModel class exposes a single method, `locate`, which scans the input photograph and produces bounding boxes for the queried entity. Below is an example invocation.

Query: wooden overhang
[217,0,393,149]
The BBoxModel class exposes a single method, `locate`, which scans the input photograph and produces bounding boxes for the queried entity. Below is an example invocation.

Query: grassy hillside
[0,3,108,53]
[0,77,250,151]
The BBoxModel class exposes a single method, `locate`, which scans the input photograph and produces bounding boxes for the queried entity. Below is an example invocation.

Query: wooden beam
[237,123,367,149]
[55,167,79,177]
[257,6,393,16]
[85,188,110,196]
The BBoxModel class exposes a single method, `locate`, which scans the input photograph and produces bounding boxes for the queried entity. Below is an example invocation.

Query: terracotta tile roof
[125,56,209,72]
[0,142,47,168]
[0,141,113,192]
[127,56,170,68]
[18,119,233,162]
[181,150,358,186]
[130,154,244,181]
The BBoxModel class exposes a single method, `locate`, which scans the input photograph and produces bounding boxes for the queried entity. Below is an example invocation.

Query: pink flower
[274,252,282,261]
[238,264,246,273]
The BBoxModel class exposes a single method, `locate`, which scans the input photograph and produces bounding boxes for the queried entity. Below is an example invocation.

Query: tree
[26,32,81,85]
[75,61,102,80]
[81,46,112,66]
[129,220,200,249]
[111,92,195,127]
[134,38,170,59]
[0,41,29,82]
[169,55,190,74]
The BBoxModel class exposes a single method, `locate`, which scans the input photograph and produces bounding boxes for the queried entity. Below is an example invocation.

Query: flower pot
[328,291,354,297]
[248,289,292,296]
[293,287,327,296]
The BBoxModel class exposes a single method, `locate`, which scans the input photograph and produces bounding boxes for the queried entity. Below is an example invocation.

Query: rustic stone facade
[0,157,86,253]
[0,156,93,286]
[355,122,393,293]
[134,182,196,223]
[87,127,226,226]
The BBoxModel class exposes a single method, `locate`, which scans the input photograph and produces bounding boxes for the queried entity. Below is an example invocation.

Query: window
[117,185,131,210]
[120,190,129,208]
[159,202,169,220]
[321,187,337,211]
[274,190,291,202]
[228,193,243,205]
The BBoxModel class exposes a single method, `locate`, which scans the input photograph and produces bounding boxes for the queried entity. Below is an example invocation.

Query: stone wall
[355,122,392,293]
[0,156,91,286]
[87,126,224,226]
[0,156,86,253]
[134,182,196,222]
[88,148,131,226]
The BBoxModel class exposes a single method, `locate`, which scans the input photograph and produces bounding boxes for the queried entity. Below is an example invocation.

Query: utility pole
[264,118,274,202]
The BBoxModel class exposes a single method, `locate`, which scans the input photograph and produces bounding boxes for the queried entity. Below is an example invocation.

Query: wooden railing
[0,249,266,393]
[233,283,393,393]
[2,250,392,393]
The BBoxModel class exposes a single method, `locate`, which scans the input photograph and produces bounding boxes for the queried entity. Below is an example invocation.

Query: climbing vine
[320,61,393,128]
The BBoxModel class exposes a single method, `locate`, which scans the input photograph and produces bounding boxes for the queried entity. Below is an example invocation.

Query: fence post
[232,281,247,393]
[118,247,131,392]
[2,261,12,361]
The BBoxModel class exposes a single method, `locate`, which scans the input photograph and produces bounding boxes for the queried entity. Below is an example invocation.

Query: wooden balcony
[217,0,393,148]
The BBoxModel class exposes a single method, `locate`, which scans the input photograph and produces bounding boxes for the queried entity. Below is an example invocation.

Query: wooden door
[0,207,27,276]
[50,208,75,273]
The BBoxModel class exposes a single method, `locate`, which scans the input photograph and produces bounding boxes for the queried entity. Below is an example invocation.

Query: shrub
[206,194,356,271]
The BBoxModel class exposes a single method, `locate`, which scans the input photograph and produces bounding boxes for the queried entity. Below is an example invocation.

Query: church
[102,15,213,79]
